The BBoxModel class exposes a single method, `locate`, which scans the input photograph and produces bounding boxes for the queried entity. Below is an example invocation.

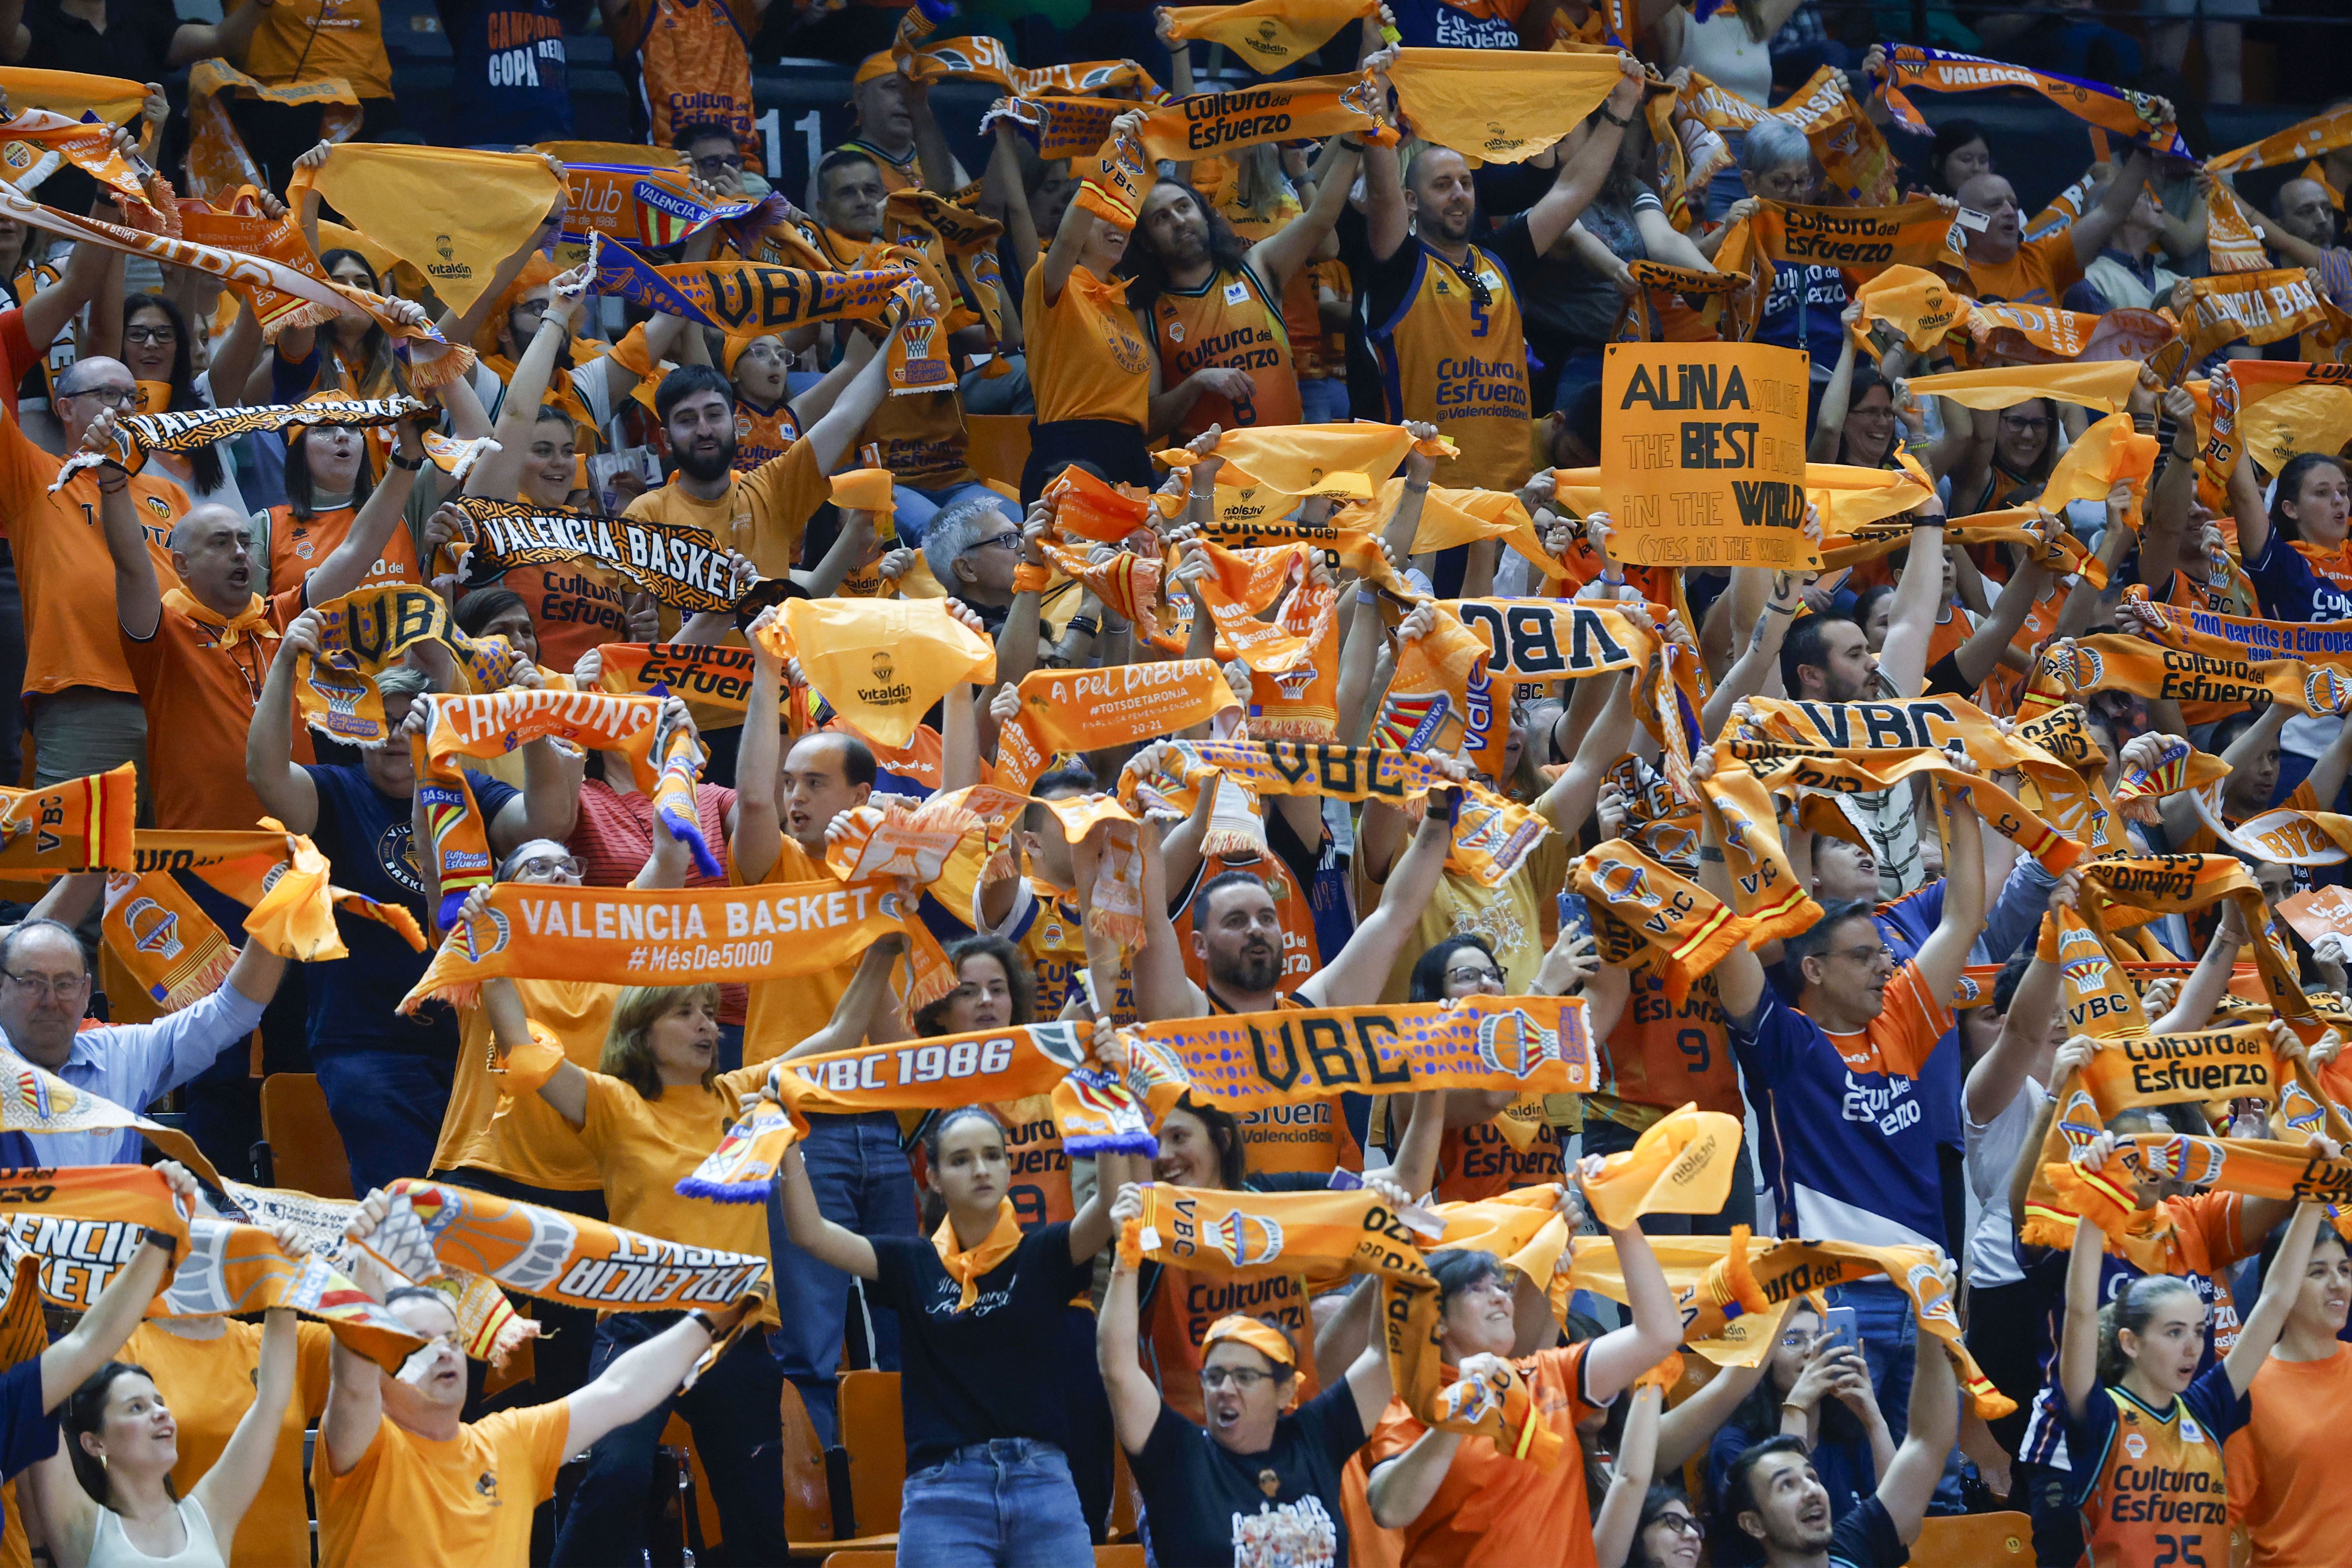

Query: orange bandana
[767,597,996,750]
[1387,48,1630,164]
[1158,0,1377,71]
[934,1200,1025,1310]
[1904,359,2141,414]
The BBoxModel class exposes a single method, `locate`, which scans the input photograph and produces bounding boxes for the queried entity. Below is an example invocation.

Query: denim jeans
[1299,377,1349,425]
[897,1439,1094,1568]
[551,1312,788,1567]
[766,1111,918,1445]
[311,1051,454,1194]
[893,480,1021,546]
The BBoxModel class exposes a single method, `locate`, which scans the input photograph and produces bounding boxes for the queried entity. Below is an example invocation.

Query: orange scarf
[1878,44,2183,154]
[995,659,1236,793]
[1160,421,1450,498]
[1848,265,1963,354]
[453,497,744,613]
[1076,130,1147,232]
[2209,107,2352,175]
[1742,196,1966,277]
[1719,733,2084,872]
[935,1201,1025,1310]
[175,181,344,336]
[1960,302,2177,369]
[1573,840,1751,1006]
[294,583,464,749]
[1903,359,2141,414]
[2149,269,2339,381]
[0,764,136,880]
[158,587,277,653]
[1134,72,1397,164]
[984,94,1129,163]
[1581,1103,1746,1230]
[2203,178,2272,274]
[1446,599,1657,680]
[2051,632,2352,721]
[595,642,759,709]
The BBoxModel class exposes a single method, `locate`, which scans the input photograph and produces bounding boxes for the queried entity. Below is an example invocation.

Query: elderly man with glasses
[0,906,286,1166]
[2,350,194,791]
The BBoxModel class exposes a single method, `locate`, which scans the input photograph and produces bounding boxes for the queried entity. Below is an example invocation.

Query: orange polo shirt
[120,585,314,830]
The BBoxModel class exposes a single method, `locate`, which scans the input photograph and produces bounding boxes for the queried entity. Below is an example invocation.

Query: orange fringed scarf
[1573,841,1752,1006]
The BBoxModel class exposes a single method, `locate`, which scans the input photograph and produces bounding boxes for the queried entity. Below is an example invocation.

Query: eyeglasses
[3,969,88,997]
[60,383,138,406]
[514,855,582,880]
[2001,416,2051,434]
[1445,965,1505,988]
[1201,1366,1280,1390]
[974,532,1023,552]
[693,152,746,172]
[1653,1513,1705,1539]
[1778,1330,1817,1350]
[1828,943,1896,967]
[123,325,178,345]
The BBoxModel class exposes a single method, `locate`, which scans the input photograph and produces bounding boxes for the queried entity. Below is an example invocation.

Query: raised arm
[730,607,785,883]
[2071,143,2158,269]
[2224,1198,2326,1396]
[306,416,427,604]
[1581,1199,1686,1402]
[564,1304,750,1455]
[1249,138,1368,294]
[187,1308,297,1546]
[89,411,163,638]
[1098,1187,1166,1453]
[1592,1384,1661,1568]
[1302,784,1460,1006]
[1910,779,1984,1009]
[777,1138,879,1278]
[247,612,324,833]
[2058,1145,2109,1419]
[1701,570,1802,734]
[1875,1325,1958,1543]
[1693,753,1767,1018]
[1120,814,1209,1020]
[1965,898,2070,1124]
[1877,497,1950,698]
[40,1196,180,1409]
[1527,61,1644,257]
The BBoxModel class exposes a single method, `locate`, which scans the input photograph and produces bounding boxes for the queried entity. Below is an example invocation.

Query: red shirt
[565,777,744,1024]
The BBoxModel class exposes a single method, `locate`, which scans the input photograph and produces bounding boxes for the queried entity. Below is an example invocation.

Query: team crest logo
[1474,1008,1558,1080]
[0,143,28,171]
[2150,1135,2225,1187]
[303,672,372,731]
[436,235,455,262]
[2066,645,2105,690]
[2308,668,2350,716]
[1267,666,1319,701]
[1952,974,1981,1005]
[1027,1021,1088,1072]
[1202,1209,1285,1268]
[457,906,511,963]
[1167,321,1184,343]
[1906,1260,1957,1328]
[1590,855,1661,913]
[123,898,183,960]
[2279,1079,2326,1135]
[2124,1432,2147,1459]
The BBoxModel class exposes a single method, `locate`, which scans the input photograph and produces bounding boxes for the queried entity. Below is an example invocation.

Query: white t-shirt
[1962,1074,2040,1290]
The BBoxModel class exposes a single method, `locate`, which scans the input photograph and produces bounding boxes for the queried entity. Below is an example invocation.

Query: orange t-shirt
[1964,230,2083,307]
[2291,539,2352,593]
[245,0,393,96]
[120,1320,334,1568]
[430,977,614,1190]
[264,503,420,597]
[1364,1342,1601,1567]
[1599,964,1742,1119]
[1145,262,1303,441]
[1,410,189,700]
[120,586,314,830]
[862,383,976,490]
[1024,261,1151,430]
[2226,1344,2352,1565]
[1433,1118,1563,1204]
[314,1402,572,1568]
[624,437,826,583]
[617,0,754,152]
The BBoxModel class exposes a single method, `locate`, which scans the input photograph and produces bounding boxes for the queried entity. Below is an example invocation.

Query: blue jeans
[897,1439,1094,1568]
[767,1111,918,1445]
[1299,377,1349,425]
[551,1312,787,1566]
[893,481,1020,546]
[311,1051,454,1194]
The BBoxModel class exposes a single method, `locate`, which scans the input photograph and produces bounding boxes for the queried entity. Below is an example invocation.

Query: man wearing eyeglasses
[0,349,192,790]
[0,907,285,1167]
[1695,748,1987,1455]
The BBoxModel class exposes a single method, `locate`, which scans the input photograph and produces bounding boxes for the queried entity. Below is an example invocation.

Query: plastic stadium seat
[780,1377,898,1555]
[257,1075,353,1200]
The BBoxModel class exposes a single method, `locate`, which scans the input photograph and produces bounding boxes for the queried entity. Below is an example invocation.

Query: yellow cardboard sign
[1599,342,1812,569]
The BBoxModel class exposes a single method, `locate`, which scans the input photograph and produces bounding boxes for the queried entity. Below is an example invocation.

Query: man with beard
[1124,134,1363,442]
[621,317,902,585]
[1717,1339,1957,1568]
[2258,176,2351,309]
[1954,108,2168,308]
[1352,55,1642,527]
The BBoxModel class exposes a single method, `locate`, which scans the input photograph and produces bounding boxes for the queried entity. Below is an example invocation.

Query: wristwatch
[388,450,426,472]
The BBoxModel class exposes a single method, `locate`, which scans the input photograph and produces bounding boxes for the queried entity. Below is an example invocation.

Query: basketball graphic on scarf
[1474,1008,1558,1081]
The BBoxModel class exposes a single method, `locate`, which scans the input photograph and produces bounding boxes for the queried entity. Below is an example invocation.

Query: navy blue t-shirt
[1756,263,1850,376]
[438,0,573,147]
[0,1357,57,1483]
[299,764,472,1060]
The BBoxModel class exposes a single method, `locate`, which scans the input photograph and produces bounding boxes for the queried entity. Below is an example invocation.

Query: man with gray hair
[246,610,551,1189]
[921,493,1044,651]
[0,902,286,1167]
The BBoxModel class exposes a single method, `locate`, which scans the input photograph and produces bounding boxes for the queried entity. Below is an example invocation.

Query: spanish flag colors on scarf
[286,143,564,314]
[1387,48,1631,164]
[0,764,136,882]
[1157,0,1377,72]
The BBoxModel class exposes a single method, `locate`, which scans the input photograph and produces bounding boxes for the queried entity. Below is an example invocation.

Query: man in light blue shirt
[0,913,284,1166]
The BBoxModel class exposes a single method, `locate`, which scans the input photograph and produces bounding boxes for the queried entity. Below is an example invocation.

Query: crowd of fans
[0,0,2337,1566]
